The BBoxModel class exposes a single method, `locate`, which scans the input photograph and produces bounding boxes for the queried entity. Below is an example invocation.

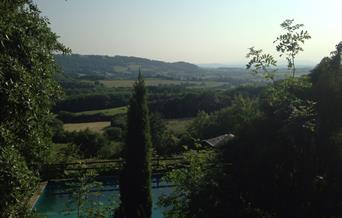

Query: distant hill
[55,54,200,80]
[54,54,312,83]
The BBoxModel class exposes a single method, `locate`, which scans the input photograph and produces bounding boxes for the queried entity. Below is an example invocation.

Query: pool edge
[29,181,48,210]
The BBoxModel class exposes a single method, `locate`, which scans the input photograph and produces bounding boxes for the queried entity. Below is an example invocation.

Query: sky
[34,0,341,65]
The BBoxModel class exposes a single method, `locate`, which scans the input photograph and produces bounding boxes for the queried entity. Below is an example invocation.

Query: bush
[110,114,127,129]
[71,129,108,158]
[157,131,181,155]
[0,147,37,217]
[104,127,122,141]
[98,141,124,159]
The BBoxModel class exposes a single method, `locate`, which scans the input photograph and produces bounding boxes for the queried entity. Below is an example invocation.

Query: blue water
[33,176,172,218]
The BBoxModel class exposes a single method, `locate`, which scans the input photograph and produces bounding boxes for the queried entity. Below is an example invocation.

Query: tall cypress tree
[118,70,152,218]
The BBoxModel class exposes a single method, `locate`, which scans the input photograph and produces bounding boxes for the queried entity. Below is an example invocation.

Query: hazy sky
[34,0,341,65]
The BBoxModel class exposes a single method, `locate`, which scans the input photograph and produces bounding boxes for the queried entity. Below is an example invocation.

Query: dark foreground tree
[117,72,152,218]
[0,0,68,216]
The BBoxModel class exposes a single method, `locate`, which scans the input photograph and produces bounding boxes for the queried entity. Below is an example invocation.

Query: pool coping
[29,181,48,210]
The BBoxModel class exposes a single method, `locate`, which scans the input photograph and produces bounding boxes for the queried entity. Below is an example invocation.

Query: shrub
[0,147,37,217]
[98,141,124,159]
[104,127,122,141]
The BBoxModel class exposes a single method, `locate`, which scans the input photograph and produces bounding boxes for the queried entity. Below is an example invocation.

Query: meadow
[74,106,127,116]
[63,116,194,134]
[64,121,111,132]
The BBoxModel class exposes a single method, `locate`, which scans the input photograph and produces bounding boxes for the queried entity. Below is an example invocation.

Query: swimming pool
[33,176,172,218]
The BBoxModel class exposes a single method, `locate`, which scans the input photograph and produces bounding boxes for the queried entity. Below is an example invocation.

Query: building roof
[202,133,235,148]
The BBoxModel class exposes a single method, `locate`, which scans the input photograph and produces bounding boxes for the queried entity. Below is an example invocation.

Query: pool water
[33,176,172,218]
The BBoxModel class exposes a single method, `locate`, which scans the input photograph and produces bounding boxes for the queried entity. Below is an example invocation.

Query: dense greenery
[1,3,339,217]
[188,95,260,139]
[54,92,129,113]
[117,74,153,218]
[161,43,342,218]
[159,150,225,218]
[149,89,231,118]
[0,0,68,216]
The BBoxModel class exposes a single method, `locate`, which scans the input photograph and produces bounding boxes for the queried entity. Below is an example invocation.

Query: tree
[72,129,108,158]
[309,42,342,215]
[64,162,115,218]
[149,112,167,152]
[118,72,152,218]
[188,111,210,139]
[158,150,233,218]
[274,19,311,77]
[0,0,68,216]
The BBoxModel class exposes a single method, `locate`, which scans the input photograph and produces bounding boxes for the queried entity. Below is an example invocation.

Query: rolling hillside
[55,54,200,80]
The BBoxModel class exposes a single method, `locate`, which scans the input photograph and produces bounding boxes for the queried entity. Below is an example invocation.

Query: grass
[64,121,111,132]
[166,118,194,135]
[62,116,193,135]
[74,106,127,116]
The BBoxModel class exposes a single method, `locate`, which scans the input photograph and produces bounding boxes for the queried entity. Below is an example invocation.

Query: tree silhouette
[118,70,152,218]
[274,19,311,77]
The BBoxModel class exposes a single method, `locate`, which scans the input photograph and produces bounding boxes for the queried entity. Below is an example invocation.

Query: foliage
[165,43,342,217]
[274,19,311,77]
[52,128,109,158]
[224,73,341,217]
[69,129,108,158]
[64,163,116,218]
[0,0,69,169]
[111,113,127,130]
[0,146,37,217]
[308,42,342,216]
[49,143,80,164]
[188,111,210,139]
[310,42,342,139]
[149,89,230,118]
[159,150,245,218]
[98,141,124,159]
[118,73,153,218]
[158,131,180,155]
[103,127,123,141]
[150,112,167,151]
[54,93,129,113]
[150,112,181,155]
[188,96,261,139]
[246,47,277,81]
[0,0,68,216]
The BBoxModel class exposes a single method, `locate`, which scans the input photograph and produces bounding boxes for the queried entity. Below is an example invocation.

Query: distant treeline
[53,92,129,113]
[56,111,113,123]
[55,85,263,123]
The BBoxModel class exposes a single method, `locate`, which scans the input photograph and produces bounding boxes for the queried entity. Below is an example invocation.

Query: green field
[74,106,127,116]
[63,117,193,135]
[64,121,111,132]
